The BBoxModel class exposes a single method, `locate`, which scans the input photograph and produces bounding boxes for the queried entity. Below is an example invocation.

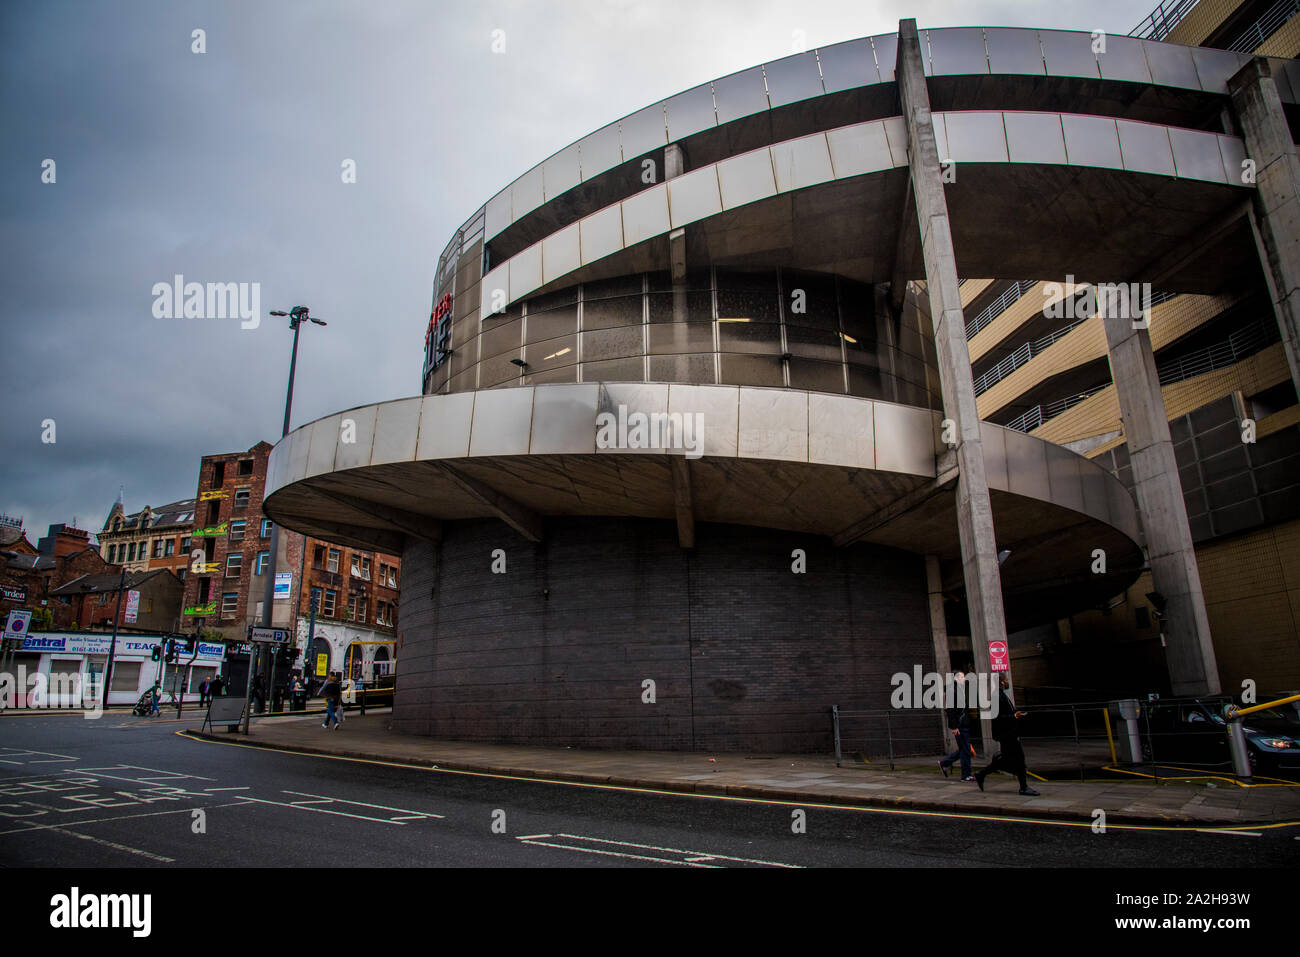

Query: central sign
[424,292,454,374]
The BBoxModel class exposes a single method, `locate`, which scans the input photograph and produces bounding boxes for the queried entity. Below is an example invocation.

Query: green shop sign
[190,522,228,538]
[183,601,218,616]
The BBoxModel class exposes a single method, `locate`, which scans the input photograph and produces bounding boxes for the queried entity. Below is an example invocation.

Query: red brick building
[1,523,121,631]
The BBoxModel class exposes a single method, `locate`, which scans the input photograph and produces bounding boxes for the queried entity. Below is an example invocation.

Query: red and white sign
[124,590,140,624]
[988,639,1009,672]
[6,610,32,639]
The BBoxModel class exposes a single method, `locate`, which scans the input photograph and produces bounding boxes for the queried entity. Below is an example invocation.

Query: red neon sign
[425,293,453,348]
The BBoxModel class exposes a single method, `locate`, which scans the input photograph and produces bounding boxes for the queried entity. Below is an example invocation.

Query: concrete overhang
[264,384,1144,631]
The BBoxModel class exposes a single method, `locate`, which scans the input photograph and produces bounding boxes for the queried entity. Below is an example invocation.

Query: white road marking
[4,818,175,862]
[0,801,247,837]
[0,748,78,765]
[1194,829,1261,837]
[202,786,250,791]
[515,833,801,868]
[516,833,552,841]
[235,795,416,825]
[279,790,444,818]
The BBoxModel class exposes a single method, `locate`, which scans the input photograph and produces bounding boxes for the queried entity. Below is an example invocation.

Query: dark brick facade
[394,517,935,753]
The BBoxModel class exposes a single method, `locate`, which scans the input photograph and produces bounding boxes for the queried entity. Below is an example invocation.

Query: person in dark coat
[975,674,1040,795]
[320,672,342,730]
[939,671,976,781]
[210,674,225,697]
[199,677,211,706]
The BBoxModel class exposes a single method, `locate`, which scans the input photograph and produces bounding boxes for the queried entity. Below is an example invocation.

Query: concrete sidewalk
[183,711,1300,828]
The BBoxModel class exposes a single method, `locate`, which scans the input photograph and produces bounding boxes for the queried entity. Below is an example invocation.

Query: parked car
[1142,698,1300,778]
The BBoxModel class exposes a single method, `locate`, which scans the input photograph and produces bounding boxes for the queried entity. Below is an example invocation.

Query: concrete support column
[896,20,1004,754]
[1229,58,1300,398]
[1102,311,1220,695]
[925,555,956,751]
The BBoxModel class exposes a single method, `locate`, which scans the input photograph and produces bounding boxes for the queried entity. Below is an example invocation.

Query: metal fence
[1227,0,1300,52]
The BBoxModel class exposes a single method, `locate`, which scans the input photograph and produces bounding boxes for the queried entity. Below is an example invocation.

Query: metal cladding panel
[1141,40,1199,91]
[1098,35,1152,85]
[738,388,809,462]
[597,383,670,456]
[335,405,378,472]
[873,402,936,476]
[622,101,670,158]
[770,133,835,192]
[870,33,898,83]
[1106,477,1139,542]
[764,51,825,107]
[817,38,879,93]
[415,393,475,460]
[716,148,777,211]
[622,182,671,246]
[1217,136,1248,185]
[944,111,1009,163]
[984,28,1046,76]
[667,166,723,227]
[1045,443,1086,514]
[480,265,509,317]
[932,114,949,162]
[468,388,534,457]
[1004,111,1067,164]
[826,121,895,178]
[928,27,989,76]
[1169,127,1228,183]
[372,398,422,467]
[579,204,625,266]
[663,85,714,144]
[542,222,581,285]
[512,164,545,223]
[713,66,769,125]
[284,427,312,488]
[1061,114,1123,169]
[808,392,875,469]
[1004,428,1051,501]
[580,121,623,180]
[1190,46,1248,94]
[1037,30,1100,80]
[305,414,344,479]
[531,384,599,454]
[882,116,909,165]
[543,142,582,202]
[980,422,1009,492]
[484,189,511,240]
[1078,455,1112,525]
[1117,120,1176,176]
[667,384,740,458]
[508,243,542,302]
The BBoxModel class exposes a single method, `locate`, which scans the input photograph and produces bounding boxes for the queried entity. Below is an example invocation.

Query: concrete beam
[1230,58,1300,398]
[832,461,958,548]
[435,463,545,543]
[1101,309,1220,695]
[669,456,695,549]
[925,554,958,752]
[888,179,917,317]
[896,18,1006,693]
[310,485,443,544]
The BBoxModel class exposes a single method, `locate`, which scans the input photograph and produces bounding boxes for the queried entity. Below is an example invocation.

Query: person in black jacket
[938,671,975,781]
[320,672,342,730]
[974,674,1040,796]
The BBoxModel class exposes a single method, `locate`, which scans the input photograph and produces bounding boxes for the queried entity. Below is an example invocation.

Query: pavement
[183,709,1300,828]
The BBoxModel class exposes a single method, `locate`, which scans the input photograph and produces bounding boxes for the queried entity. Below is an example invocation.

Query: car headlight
[1248,736,1298,751]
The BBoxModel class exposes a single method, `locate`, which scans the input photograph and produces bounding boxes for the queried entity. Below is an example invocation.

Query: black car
[1142,698,1300,778]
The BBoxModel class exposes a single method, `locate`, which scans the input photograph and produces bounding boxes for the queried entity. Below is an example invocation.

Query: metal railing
[1156,318,1280,386]
[1130,0,1200,39]
[1003,385,1108,433]
[1227,0,1300,52]
[965,280,1036,341]
[972,317,1087,396]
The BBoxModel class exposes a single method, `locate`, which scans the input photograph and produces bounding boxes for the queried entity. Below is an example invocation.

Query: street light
[246,305,327,732]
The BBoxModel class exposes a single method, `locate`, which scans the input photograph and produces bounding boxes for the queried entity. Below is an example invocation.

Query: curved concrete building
[265,21,1300,750]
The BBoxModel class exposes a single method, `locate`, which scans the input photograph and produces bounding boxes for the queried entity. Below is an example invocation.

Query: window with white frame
[327,549,339,573]
[221,592,238,616]
[229,520,246,541]
[226,553,242,577]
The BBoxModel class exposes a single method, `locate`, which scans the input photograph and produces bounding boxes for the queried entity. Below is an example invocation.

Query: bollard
[1116,698,1143,763]
[1223,704,1253,780]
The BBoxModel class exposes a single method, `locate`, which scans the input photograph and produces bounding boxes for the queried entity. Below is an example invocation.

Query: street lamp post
[245,305,326,734]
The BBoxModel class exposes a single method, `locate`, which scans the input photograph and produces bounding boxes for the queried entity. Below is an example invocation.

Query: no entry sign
[988,639,1009,672]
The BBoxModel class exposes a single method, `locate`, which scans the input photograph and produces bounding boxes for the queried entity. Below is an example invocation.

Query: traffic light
[164,639,176,664]
[151,645,161,662]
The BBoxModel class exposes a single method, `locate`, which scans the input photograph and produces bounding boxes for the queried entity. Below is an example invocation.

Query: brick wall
[394,517,934,753]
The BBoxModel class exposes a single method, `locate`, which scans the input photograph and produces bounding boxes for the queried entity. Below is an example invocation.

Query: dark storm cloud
[0,0,1146,539]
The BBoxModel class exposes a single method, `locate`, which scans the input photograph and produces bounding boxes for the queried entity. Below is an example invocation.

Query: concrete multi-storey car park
[261,18,1300,751]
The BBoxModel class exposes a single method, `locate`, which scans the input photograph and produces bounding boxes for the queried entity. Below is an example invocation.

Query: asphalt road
[0,711,1296,869]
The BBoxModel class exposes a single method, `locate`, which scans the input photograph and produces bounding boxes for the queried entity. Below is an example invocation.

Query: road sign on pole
[988,639,1010,672]
[249,626,290,643]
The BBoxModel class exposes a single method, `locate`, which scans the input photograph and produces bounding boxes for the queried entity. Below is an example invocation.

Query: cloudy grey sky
[1,0,1150,542]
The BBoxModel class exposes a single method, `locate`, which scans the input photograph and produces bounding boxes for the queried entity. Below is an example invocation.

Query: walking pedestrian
[199,677,211,707]
[938,670,976,782]
[320,671,342,730]
[974,674,1040,796]
[210,674,225,698]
